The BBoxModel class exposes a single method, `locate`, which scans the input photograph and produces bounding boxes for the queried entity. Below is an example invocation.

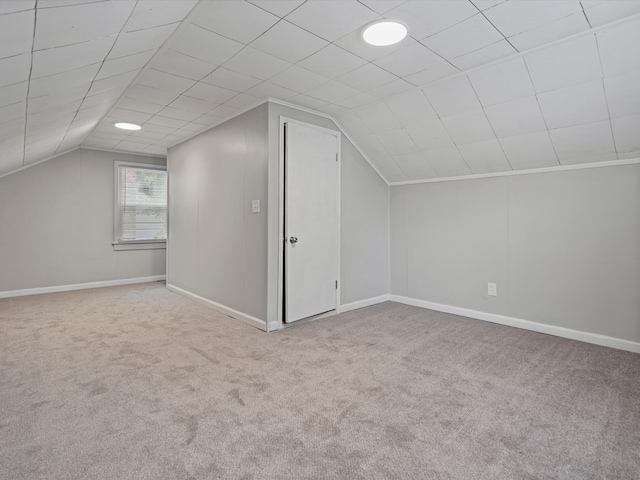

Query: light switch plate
[251,200,260,213]
[488,283,497,296]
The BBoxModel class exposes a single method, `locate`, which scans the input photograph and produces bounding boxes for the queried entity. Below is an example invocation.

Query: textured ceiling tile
[170,24,244,65]
[484,96,547,138]
[0,10,34,59]
[366,79,414,99]
[95,50,155,81]
[549,120,616,164]
[306,81,360,104]
[404,119,455,151]
[611,114,640,156]
[423,75,481,118]
[109,23,178,59]
[193,0,279,44]
[124,0,197,32]
[337,63,397,92]
[385,0,477,39]
[285,0,379,42]
[508,11,589,52]
[138,69,196,94]
[183,82,236,104]
[201,68,262,92]
[244,82,298,100]
[404,63,460,88]
[582,0,640,27]
[373,41,442,78]
[358,0,407,15]
[168,96,219,115]
[424,146,471,177]
[355,103,401,134]
[0,0,34,15]
[468,57,535,106]
[223,47,291,81]
[32,37,114,79]
[499,130,559,170]
[297,44,367,79]
[597,19,640,77]
[0,53,31,89]
[482,0,581,38]
[375,128,419,156]
[385,90,437,125]
[250,20,328,64]
[0,82,28,108]
[247,0,306,18]
[441,109,497,144]
[421,14,504,60]
[448,40,516,71]
[457,138,512,174]
[603,69,640,119]
[270,66,329,93]
[537,80,609,129]
[34,1,134,50]
[392,152,439,179]
[524,34,602,93]
[153,50,217,81]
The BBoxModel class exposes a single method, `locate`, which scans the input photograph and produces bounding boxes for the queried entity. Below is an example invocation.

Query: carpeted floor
[0,282,638,479]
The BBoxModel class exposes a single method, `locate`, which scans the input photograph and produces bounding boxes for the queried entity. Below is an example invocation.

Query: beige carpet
[0,282,638,479]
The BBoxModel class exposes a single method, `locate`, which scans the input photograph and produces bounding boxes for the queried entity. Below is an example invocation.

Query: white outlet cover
[251,199,260,213]
[488,282,497,296]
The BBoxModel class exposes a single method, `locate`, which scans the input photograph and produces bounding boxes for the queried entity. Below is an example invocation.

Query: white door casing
[284,121,339,323]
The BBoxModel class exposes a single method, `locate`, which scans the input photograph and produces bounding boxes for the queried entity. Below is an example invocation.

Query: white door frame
[276,116,341,329]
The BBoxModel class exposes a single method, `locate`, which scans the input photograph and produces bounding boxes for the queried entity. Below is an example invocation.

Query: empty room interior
[1,0,639,478]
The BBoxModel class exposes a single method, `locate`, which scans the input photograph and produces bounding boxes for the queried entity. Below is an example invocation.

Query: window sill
[113,242,166,251]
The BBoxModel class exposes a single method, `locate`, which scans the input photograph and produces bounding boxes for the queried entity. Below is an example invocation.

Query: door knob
[289,236,298,244]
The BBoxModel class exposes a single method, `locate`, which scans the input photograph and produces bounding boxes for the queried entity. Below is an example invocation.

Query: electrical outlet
[488,283,497,297]
[251,200,260,213]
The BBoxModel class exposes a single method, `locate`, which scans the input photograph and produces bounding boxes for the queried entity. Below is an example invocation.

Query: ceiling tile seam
[36,0,108,10]
[247,0,300,19]
[593,33,619,160]
[416,8,478,42]
[79,0,205,150]
[54,0,141,155]
[21,4,37,167]
[338,10,640,123]
[520,55,561,167]
[123,20,181,35]
[0,8,33,18]
[579,1,593,30]
[467,76,515,172]
[31,35,117,53]
[475,7,518,53]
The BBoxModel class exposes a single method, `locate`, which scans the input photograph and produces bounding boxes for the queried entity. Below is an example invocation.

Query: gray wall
[391,164,640,343]
[167,103,269,321]
[0,148,166,293]
[266,103,389,328]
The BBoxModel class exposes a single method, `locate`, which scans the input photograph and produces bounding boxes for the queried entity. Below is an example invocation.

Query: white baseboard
[166,284,267,331]
[0,275,166,299]
[389,295,640,354]
[340,294,390,313]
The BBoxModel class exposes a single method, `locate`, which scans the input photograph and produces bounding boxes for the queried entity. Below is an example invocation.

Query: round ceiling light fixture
[114,122,141,130]
[362,20,408,46]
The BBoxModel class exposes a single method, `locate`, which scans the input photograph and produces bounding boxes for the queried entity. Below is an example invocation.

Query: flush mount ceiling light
[114,122,141,131]
[363,20,407,46]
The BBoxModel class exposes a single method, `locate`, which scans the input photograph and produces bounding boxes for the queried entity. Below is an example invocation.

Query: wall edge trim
[389,158,640,186]
[166,284,267,332]
[0,275,167,299]
[0,147,79,180]
[389,295,640,354]
[341,294,390,313]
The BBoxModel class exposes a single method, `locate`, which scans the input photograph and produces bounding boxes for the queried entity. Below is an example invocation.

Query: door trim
[276,116,341,330]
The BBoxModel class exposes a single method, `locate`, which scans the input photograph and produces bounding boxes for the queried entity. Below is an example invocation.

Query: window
[114,162,167,249]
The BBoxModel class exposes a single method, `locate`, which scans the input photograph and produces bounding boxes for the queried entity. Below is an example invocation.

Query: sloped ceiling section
[0,0,198,176]
[1,1,639,182]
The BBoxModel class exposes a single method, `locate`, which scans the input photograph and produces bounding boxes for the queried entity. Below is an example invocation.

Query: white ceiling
[1,0,639,182]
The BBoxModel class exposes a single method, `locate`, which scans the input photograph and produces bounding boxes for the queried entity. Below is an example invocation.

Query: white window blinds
[115,164,167,243]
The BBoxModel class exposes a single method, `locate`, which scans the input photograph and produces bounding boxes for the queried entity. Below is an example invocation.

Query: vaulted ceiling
[1,0,639,182]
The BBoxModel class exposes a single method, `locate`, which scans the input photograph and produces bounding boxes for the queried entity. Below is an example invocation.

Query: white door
[285,121,339,323]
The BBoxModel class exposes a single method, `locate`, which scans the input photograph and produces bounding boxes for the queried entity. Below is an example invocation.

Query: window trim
[113,161,167,251]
